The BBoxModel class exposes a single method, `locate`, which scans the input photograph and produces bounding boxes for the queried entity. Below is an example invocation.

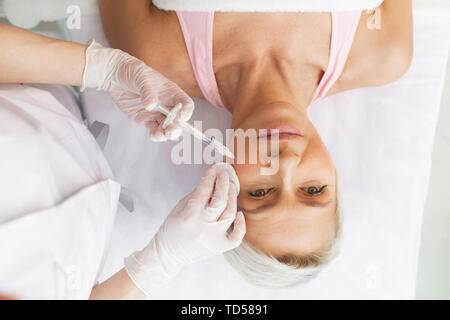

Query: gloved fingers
[137,100,177,126]
[107,89,145,122]
[141,106,183,141]
[109,88,141,107]
[203,170,230,222]
[145,118,167,142]
[159,88,195,123]
[161,103,183,129]
[129,109,147,124]
[108,84,160,126]
[140,74,193,117]
[139,82,159,111]
[162,122,183,141]
[160,101,195,141]
[147,123,179,141]
[158,116,183,141]
[139,79,194,139]
[157,103,183,140]
[175,96,195,123]
[188,167,222,213]
[226,211,246,247]
[134,109,161,125]
[217,180,238,223]
[211,163,240,194]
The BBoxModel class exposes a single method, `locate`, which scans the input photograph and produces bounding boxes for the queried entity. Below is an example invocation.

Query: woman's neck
[216,54,317,128]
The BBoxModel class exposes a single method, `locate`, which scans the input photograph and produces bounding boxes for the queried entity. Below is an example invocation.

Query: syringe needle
[148,105,235,160]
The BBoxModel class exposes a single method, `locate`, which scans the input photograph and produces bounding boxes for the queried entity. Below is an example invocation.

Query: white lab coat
[0,84,121,299]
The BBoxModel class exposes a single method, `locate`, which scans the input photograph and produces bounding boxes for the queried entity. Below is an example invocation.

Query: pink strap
[176,11,225,108]
[312,11,362,102]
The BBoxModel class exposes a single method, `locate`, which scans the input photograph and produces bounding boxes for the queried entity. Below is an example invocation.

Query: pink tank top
[176,11,362,108]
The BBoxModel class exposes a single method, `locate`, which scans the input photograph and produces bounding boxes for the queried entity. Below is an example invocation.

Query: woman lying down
[98,0,413,287]
[0,1,413,298]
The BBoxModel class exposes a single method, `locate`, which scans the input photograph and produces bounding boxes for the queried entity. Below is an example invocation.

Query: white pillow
[153,0,384,12]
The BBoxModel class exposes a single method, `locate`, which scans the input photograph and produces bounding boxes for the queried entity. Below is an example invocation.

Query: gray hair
[225,188,343,289]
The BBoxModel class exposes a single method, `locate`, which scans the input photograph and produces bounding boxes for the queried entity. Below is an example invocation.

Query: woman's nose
[279,140,305,158]
[264,140,306,169]
[278,148,303,169]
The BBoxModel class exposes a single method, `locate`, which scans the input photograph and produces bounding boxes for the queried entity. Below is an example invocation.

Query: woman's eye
[301,185,327,196]
[248,188,272,198]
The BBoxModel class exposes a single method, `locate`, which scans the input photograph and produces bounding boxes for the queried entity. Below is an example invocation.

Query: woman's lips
[260,125,303,140]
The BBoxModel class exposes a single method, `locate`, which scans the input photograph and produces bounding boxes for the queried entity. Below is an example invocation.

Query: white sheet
[70,10,450,299]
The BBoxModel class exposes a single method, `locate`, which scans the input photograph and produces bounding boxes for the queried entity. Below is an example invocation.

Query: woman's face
[231,101,338,258]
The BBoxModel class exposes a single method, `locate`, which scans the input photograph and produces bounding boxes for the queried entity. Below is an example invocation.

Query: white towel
[153,0,384,12]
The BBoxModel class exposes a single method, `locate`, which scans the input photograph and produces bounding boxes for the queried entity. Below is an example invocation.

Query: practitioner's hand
[124,163,246,295]
[155,163,245,264]
[81,40,194,141]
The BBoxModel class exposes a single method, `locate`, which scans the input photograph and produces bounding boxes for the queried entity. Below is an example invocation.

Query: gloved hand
[124,163,246,295]
[81,39,194,141]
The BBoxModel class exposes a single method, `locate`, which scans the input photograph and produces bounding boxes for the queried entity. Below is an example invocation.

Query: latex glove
[124,163,246,295]
[81,39,194,141]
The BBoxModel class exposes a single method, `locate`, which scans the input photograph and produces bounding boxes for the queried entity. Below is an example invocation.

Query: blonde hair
[225,188,343,288]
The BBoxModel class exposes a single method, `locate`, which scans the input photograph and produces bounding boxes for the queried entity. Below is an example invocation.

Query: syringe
[147,104,235,160]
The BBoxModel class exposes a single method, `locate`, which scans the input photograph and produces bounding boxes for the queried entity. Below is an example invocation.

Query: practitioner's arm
[0,23,194,141]
[89,268,146,300]
[0,23,86,85]
[90,164,245,300]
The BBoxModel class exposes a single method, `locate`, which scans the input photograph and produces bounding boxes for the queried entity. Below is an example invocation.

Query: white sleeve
[0,84,120,299]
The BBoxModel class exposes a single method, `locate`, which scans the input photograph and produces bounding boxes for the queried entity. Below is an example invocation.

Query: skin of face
[231,101,338,258]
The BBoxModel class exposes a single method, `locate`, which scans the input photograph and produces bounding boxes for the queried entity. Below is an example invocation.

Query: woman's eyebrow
[238,202,277,214]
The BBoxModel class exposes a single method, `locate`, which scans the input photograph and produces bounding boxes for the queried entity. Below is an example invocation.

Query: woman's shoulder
[338,1,413,91]
[98,0,201,96]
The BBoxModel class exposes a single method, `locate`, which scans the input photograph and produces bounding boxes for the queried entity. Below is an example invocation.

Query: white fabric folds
[153,0,384,12]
